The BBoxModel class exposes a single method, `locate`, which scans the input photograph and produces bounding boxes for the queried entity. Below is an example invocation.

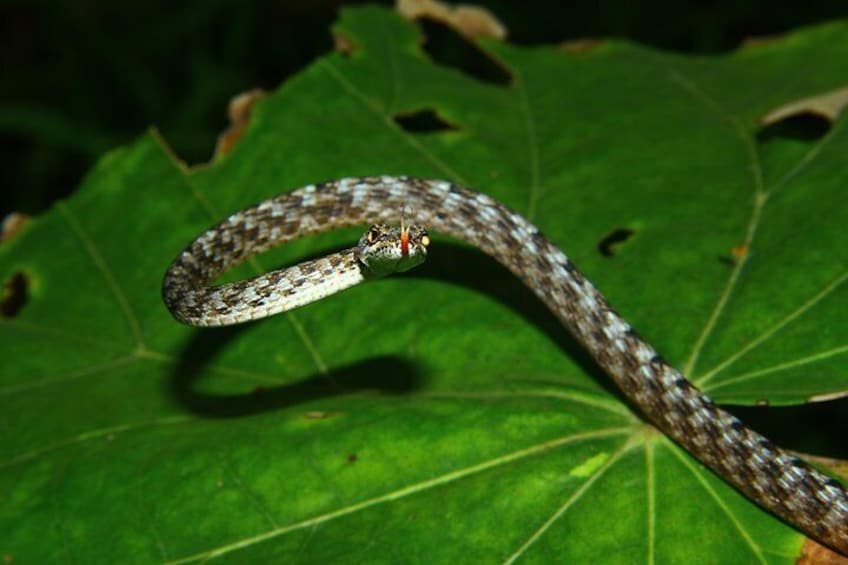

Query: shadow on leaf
[170,323,426,418]
[410,241,625,403]
[169,239,628,419]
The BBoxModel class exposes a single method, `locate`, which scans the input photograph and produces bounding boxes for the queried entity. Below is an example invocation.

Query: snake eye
[420,234,430,247]
[366,227,379,244]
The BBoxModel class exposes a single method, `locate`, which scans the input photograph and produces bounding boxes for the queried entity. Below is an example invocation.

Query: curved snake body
[163,176,848,554]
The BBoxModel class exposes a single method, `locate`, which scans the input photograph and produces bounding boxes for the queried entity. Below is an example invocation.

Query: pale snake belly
[162,175,848,554]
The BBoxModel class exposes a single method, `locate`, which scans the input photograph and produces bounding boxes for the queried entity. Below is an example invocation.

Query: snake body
[163,176,848,554]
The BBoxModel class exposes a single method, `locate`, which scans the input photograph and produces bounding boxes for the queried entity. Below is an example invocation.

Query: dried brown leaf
[798,538,848,565]
[559,38,605,53]
[740,33,785,49]
[760,86,848,125]
[214,88,267,158]
[1,212,28,244]
[395,0,507,40]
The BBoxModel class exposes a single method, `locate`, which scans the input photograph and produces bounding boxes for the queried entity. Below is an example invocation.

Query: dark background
[3,0,847,217]
[2,0,847,455]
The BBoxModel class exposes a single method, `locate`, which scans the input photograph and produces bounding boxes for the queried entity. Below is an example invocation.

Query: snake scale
[163,176,848,554]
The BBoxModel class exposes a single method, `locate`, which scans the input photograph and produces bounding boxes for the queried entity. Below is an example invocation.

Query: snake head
[357,223,430,278]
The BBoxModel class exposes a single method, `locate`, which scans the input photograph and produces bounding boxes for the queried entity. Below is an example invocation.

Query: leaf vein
[319,58,468,184]
[666,69,766,378]
[503,439,634,564]
[57,201,145,349]
[698,270,848,385]
[0,353,138,396]
[646,441,656,565]
[513,69,542,220]
[667,441,767,564]
[706,343,848,393]
[164,426,632,564]
[0,415,190,470]
[0,317,127,352]
[413,389,634,418]
[219,451,281,528]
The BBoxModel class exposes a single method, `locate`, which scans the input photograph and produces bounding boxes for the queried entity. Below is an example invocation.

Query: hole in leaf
[732,396,848,459]
[757,112,831,143]
[718,255,735,267]
[394,109,458,133]
[418,18,511,87]
[598,228,635,257]
[1,271,28,317]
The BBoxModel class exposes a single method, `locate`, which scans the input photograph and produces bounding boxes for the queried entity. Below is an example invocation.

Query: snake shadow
[170,323,426,419]
[169,240,624,419]
[169,238,848,460]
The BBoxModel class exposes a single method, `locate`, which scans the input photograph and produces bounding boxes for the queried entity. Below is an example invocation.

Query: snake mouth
[394,252,426,273]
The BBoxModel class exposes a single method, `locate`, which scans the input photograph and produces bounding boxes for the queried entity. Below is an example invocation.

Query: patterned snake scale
[163,176,848,554]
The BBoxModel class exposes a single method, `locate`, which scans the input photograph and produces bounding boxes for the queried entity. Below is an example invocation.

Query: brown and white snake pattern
[162,176,848,555]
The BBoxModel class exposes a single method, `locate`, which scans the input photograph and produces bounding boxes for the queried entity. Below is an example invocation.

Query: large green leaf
[2,6,848,562]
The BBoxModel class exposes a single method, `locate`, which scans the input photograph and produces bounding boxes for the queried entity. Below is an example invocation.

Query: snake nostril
[1,271,29,318]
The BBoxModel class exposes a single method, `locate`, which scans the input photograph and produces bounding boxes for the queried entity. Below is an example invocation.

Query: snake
[162,175,848,555]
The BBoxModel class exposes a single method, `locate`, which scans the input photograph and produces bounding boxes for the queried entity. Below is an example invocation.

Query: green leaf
[2,6,847,562]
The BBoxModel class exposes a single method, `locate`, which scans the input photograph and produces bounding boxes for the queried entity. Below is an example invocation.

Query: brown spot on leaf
[559,38,605,53]
[718,243,749,266]
[347,453,358,464]
[214,88,267,158]
[731,244,748,261]
[1,272,28,318]
[333,32,357,56]
[396,0,507,40]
